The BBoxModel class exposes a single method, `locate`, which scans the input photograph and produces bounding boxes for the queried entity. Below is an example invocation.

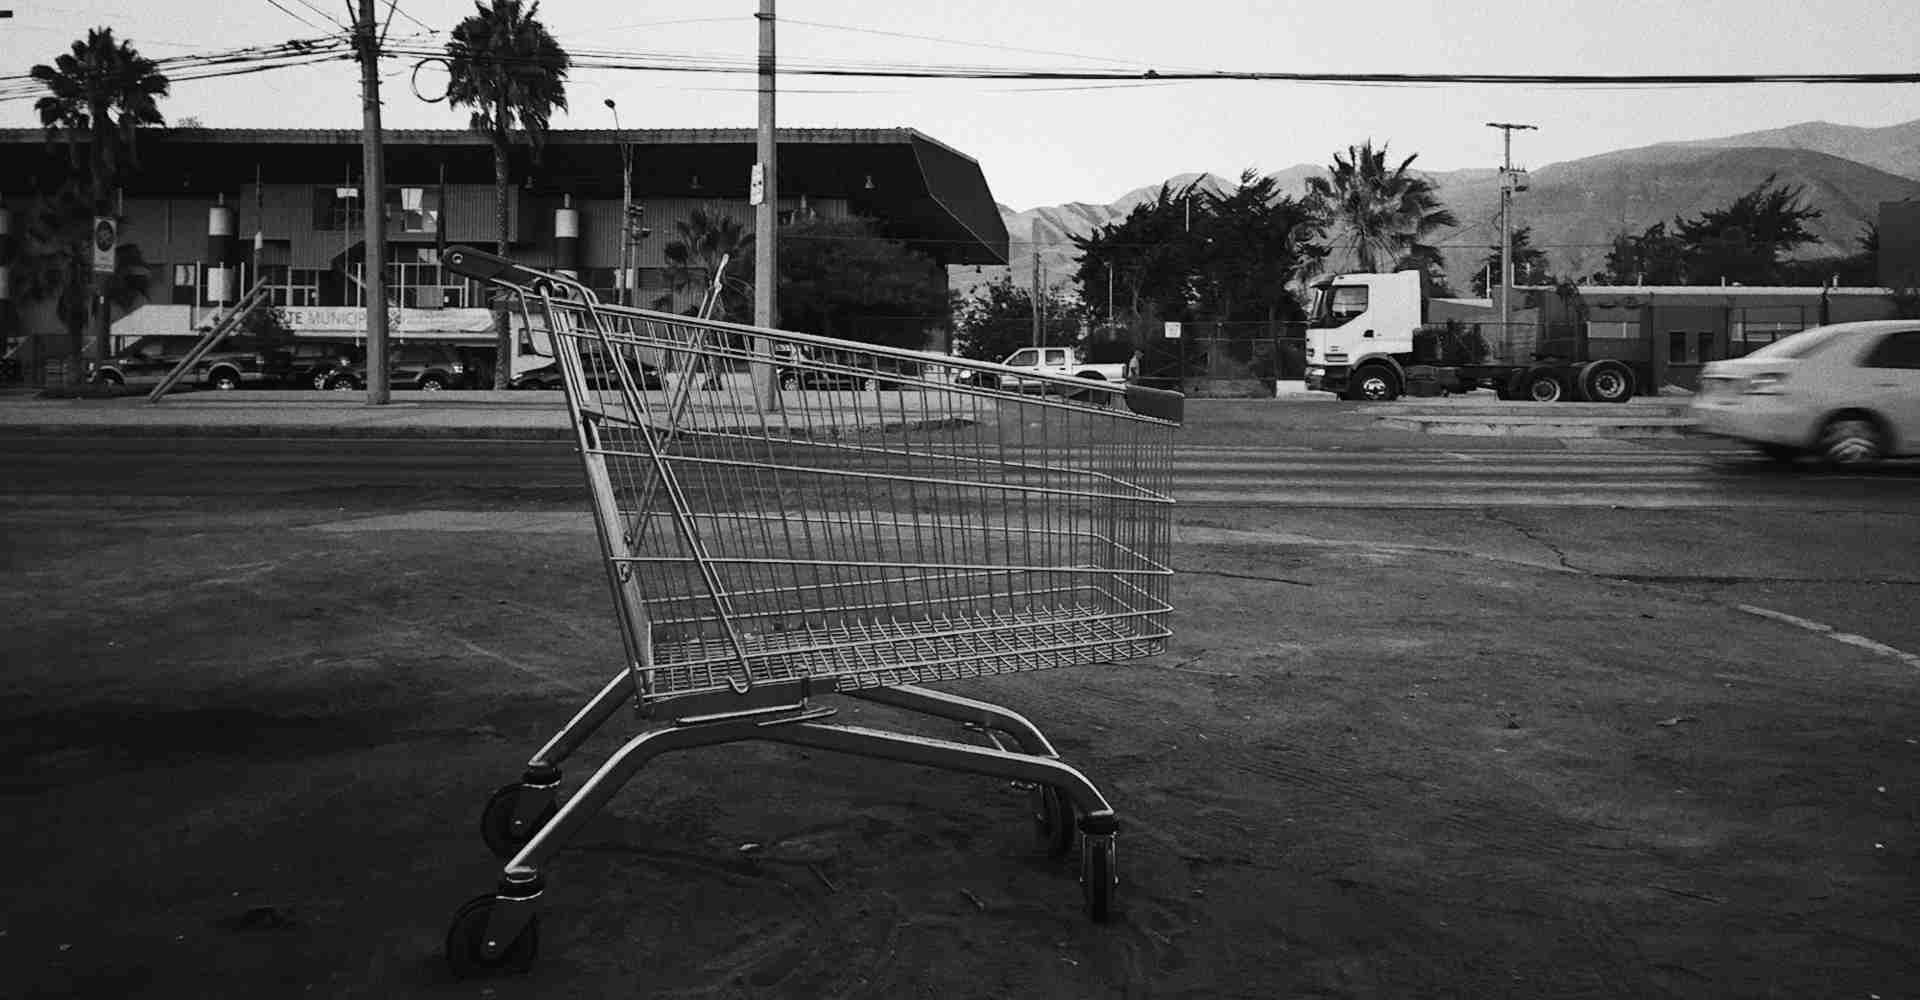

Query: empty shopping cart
[436,245,1182,977]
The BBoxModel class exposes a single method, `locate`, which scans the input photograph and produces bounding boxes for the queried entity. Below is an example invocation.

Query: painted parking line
[1736,604,1920,670]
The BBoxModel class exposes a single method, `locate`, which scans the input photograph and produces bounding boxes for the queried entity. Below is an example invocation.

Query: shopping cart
[436,246,1183,977]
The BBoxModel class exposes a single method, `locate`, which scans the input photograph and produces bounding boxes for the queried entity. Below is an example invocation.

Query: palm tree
[445,0,570,388]
[30,27,168,375]
[1304,141,1457,275]
[14,183,152,387]
[655,208,754,322]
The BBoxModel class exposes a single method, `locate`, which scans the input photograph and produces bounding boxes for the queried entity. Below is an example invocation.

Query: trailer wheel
[1346,365,1400,402]
[1523,369,1564,402]
[1579,360,1636,404]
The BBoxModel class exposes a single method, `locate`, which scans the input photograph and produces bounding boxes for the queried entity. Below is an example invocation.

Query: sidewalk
[0,387,1710,448]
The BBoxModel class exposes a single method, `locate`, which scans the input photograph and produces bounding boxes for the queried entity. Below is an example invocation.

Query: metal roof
[0,126,981,163]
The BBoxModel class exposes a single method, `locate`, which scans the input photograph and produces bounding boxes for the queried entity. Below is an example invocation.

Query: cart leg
[501,719,768,882]
[478,671,637,858]
[453,719,773,978]
[767,720,1115,824]
[523,669,636,774]
[845,684,1060,757]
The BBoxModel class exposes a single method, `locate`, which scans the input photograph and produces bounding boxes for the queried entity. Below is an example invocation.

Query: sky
[5,0,1920,211]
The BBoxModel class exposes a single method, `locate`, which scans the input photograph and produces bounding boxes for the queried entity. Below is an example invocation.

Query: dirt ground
[3,494,1917,999]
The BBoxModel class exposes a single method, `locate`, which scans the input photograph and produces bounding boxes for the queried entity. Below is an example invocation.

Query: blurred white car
[1690,321,1920,466]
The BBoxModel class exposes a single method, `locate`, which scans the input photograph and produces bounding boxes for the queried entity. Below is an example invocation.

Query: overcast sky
[4,0,1919,210]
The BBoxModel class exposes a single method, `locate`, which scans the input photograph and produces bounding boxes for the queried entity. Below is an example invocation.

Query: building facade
[0,127,1009,377]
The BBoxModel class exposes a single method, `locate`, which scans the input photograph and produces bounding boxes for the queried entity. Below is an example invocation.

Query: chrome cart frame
[435,245,1182,978]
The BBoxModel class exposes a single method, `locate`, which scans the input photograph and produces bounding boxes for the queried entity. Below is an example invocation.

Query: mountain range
[986,118,1920,296]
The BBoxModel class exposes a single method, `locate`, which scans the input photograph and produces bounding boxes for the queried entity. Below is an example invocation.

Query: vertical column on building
[0,205,13,317]
[553,196,579,278]
[207,200,237,305]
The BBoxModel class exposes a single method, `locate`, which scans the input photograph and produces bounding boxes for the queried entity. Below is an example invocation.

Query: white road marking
[1735,604,1920,670]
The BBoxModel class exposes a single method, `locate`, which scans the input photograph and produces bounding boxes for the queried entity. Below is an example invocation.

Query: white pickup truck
[990,346,1128,393]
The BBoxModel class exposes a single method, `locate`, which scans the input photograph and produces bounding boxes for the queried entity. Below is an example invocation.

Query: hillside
[1662,119,1920,181]
[973,120,1920,299]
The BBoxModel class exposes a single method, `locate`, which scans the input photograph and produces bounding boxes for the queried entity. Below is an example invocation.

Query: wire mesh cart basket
[436,246,1183,977]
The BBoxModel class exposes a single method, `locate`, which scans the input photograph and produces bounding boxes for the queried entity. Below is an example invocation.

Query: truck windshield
[1308,285,1369,329]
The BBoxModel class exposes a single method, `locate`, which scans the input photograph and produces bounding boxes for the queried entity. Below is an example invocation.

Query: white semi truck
[1303,270,1641,403]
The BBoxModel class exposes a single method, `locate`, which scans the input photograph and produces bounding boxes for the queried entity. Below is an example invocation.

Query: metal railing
[146,277,273,402]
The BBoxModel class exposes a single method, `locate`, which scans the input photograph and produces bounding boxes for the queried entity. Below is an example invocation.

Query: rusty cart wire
[435,245,1184,978]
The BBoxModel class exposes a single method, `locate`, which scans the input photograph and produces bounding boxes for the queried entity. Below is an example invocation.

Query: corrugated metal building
[0,126,1009,361]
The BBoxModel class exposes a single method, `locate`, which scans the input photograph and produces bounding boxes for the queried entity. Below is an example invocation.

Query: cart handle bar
[441,244,1184,424]
[442,244,551,290]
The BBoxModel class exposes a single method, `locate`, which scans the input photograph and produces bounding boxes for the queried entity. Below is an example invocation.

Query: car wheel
[312,372,332,391]
[1346,365,1400,402]
[93,370,125,387]
[326,376,360,392]
[419,375,447,391]
[207,368,242,391]
[1524,369,1565,402]
[1816,414,1885,468]
[1578,360,1636,403]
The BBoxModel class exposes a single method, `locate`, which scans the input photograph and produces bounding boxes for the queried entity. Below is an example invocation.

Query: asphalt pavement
[0,385,1709,450]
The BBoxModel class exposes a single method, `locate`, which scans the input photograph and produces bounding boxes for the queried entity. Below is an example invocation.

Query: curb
[1,422,574,440]
[1375,416,1697,439]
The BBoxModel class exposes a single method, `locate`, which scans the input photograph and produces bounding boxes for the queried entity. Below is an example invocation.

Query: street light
[605,98,632,306]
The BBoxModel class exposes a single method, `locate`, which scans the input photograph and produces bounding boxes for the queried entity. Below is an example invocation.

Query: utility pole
[355,0,390,404]
[1487,122,1536,336]
[1030,220,1042,347]
[605,99,631,307]
[751,0,778,410]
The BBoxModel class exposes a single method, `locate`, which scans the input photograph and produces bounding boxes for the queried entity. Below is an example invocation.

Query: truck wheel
[1523,369,1564,402]
[1346,365,1400,402]
[1578,360,1636,404]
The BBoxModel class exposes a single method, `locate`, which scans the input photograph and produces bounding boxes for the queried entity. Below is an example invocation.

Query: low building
[0,126,1009,381]
[1523,283,1899,389]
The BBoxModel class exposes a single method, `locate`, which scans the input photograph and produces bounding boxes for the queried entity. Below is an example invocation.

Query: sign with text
[1163,321,1182,339]
[279,306,498,334]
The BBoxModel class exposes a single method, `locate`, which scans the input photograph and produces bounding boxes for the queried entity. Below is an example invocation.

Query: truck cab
[1304,271,1424,399]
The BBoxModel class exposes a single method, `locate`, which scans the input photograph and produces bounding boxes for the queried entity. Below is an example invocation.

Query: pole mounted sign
[92,217,117,274]
[1163,321,1182,339]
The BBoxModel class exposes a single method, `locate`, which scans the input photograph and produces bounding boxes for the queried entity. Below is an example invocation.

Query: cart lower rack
[436,246,1182,978]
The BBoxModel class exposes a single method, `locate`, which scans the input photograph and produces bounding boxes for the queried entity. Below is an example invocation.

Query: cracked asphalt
[3,433,1918,998]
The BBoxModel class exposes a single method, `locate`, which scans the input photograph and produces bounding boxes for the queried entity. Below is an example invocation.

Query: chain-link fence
[1125,320,1307,396]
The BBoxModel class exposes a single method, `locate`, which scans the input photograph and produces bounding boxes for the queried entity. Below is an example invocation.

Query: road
[5,432,1919,998]
[5,434,1917,512]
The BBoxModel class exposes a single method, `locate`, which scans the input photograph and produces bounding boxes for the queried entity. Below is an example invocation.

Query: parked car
[284,340,364,390]
[509,357,665,392]
[89,334,292,391]
[773,344,916,391]
[325,343,470,391]
[1690,320,1920,467]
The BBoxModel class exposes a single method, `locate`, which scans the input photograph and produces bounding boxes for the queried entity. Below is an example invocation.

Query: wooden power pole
[356,0,390,404]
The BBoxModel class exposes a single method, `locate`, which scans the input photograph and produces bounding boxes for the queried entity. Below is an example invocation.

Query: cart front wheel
[1033,785,1075,858]
[1081,833,1117,922]
[445,894,538,978]
[480,783,558,860]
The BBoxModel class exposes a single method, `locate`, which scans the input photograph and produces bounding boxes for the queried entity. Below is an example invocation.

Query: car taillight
[1742,372,1789,394]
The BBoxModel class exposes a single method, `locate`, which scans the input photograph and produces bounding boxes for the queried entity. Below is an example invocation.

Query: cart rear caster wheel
[1032,785,1075,858]
[445,894,539,978]
[481,783,558,860]
[1081,834,1117,922]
